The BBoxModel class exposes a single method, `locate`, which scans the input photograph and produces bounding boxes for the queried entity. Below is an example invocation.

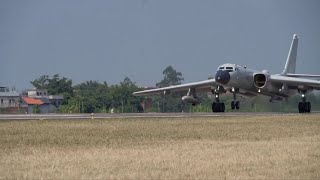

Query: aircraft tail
[281,34,299,75]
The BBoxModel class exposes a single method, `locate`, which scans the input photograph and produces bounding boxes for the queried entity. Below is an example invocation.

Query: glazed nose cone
[215,70,230,84]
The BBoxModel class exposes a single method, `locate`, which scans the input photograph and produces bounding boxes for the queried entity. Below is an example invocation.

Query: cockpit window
[218,66,235,72]
[226,67,234,72]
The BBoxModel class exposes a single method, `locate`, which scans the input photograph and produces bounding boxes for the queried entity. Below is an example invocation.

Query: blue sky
[1,0,320,90]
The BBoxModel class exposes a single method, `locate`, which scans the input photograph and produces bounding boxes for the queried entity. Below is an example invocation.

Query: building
[21,89,64,113]
[27,89,48,97]
[21,97,57,114]
[0,87,20,113]
[26,89,64,107]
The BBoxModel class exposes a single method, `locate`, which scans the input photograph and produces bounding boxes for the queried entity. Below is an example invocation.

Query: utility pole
[121,100,124,113]
[81,100,84,113]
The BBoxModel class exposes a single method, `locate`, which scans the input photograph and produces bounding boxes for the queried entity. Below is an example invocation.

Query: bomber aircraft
[133,34,320,113]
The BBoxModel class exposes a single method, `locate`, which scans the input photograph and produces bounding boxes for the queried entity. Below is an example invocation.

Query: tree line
[30,66,320,113]
[30,66,185,113]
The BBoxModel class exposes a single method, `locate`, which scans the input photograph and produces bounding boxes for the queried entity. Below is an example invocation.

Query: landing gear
[212,93,225,113]
[231,88,240,110]
[298,92,311,113]
[212,102,225,112]
[231,101,240,110]
[298,102,311,113]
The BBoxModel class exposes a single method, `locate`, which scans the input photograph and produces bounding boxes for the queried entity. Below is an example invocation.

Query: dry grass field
[1,115,320,179]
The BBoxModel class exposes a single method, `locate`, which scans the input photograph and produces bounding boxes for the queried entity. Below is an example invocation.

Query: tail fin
[281,34,299,75]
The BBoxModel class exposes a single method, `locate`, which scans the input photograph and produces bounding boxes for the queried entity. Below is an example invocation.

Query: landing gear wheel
[298,102,304,113]
[235,101,240,110]
[231,101,240,110]
[212,102,225,113]
[231,101,235,110]
[298,102,311,113]
[212,102,216,112]
[221,103,225,112]
[305,102,311,113]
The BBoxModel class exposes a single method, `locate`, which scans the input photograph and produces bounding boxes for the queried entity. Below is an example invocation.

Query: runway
[0,112,316,120]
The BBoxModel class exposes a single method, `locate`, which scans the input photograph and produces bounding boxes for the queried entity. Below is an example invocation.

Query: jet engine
[182,95,200,105]
[254,72,280,93]
[253,73,268,88]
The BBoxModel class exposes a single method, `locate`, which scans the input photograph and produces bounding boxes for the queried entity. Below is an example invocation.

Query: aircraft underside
[209,87,312,113]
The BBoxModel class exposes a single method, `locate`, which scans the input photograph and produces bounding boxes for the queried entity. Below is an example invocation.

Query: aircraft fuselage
[215,63,297,100]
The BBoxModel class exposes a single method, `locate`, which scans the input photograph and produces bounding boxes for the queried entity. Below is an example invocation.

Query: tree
[62,77,142,113]
[152,66,185,112]
[30,75,49,89]
[156,66,184,87]
[30,74,73,99]
[117,77,143,112]
[72,80,110,113]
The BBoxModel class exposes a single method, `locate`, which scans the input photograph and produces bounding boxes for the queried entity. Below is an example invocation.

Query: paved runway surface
[0,112,316,120]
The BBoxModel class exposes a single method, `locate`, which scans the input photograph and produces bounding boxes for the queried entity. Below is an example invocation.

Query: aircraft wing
[287,73,320,80]
[133,79,217,96]
[270,75,320,90]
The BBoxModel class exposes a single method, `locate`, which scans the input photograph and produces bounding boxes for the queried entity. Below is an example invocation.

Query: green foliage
[30,74,73,100]
[33,105,40,113]
[57,77,143,113]
[143,66,185,112]
[156,66,184,87]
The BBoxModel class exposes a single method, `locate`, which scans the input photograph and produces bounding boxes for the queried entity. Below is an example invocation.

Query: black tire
[137,105,144,113]
[305,102,311,113]
[235,101,240,110]
[231,101,235,110]
[221,103,225,112]
[212,103,225,112]
[298,102,305,113]
[215,103,221,112]
[212,102,216,112]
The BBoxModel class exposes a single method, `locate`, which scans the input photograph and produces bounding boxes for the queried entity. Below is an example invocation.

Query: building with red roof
[21,90,63,113]
[21,97,44,105]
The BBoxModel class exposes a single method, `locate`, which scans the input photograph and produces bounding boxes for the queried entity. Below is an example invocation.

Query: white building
[0,87,20,112]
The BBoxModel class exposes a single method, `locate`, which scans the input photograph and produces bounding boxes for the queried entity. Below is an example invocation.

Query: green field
[1,115,320,179]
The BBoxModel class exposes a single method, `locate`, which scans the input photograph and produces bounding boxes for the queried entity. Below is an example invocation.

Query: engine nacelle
[253,73,268,89]
[182,95,200,105]
[254,73,280,93]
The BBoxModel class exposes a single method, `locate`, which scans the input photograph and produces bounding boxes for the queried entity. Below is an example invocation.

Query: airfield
[1,113,320,179]
[0,112,318,120]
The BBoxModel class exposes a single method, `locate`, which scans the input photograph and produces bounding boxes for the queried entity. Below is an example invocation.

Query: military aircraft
[133,34,320,113]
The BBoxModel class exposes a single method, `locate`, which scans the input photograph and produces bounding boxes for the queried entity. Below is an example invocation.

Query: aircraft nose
[215,70,231,84]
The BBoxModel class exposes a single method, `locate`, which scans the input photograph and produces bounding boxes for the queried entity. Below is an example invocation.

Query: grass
[0,115,320,179]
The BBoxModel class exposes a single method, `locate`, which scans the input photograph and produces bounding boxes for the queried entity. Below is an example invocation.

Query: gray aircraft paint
[133,34,320,112]
[282,34,299,75]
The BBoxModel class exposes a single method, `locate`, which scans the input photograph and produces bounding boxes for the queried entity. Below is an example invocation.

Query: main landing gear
[231,101,240,110]
[298,92,311,113]
[231,89,240,110]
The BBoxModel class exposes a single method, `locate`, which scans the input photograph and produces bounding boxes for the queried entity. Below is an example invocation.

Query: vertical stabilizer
[282,34,299,75]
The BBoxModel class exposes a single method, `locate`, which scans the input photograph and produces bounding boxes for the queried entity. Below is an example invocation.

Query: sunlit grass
[1,115,320,179]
